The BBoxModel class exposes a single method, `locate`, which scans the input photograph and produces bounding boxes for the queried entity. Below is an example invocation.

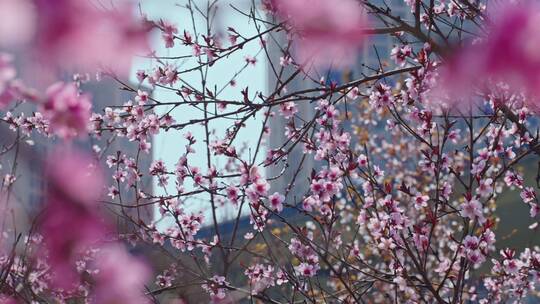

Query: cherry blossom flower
[521,187,536,204]
[268,192,285,212]
[464,235,479,250]
[460,197,485,223]
[377,237,396,251]
[245,264,275,295]
[477,178,494,198]
[202,275,228,300]
[41,82,92,139]
[467,249,486,268]
[226,185,240,205]
[294,262,318,277]
[279,101,298,119]
[369,84,394,108]
[413,194,429,210]
[357,154,368,167]
[391,44,412,67]
[158,20,178,48]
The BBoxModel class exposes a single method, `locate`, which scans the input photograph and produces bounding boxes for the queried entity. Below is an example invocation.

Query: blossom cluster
[0,0,540,303]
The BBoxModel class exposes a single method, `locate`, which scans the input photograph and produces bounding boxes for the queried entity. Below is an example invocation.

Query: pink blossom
[467,250,486,268]
[460,198,485,223]
[521,187,536,204]
[369,84,394,108]
[357,154,368,167]
[41,150,106,290]
[302,195,320,212]
[245,264,275,295]
[377,237,396,251]
[0,296,16,304]
[268,192,285,212]
[273,0,367,67]
[503,258,521,274]
[92,245,150,304]
[391,45,412,67]
[159,20,178,48]
[0,0,36,47]
[33,0,150,75]
[413,232,429,252]
[249,179,270,198]
[136,70,147,83]
[530,204,540,218]
[279,55,292,66]
[413,194,429,210]
[41,82,92,139]
[140,140,152,153]
[294,262,318,277]
[202,275,228,300]
[279,101,298,119]
[136,90,150,105]
[46,149,103,205]
[464,235,479,250]
[477,178,494,198]
[347,86,360,100]
[445,1,540,107]
[227,185,240,204]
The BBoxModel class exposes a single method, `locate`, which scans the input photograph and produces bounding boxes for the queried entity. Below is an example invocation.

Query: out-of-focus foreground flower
[0,0,36,47]
[269,0,368,67]
[0,0,150,76]
[41,150,106,289]
[33,0,150,75]
[41,150,150,302]
[92,245,151,304]
[40,82,92,139]
[443,1,540,109]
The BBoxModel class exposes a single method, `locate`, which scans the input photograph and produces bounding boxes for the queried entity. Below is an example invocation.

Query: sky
[131,0,267,227]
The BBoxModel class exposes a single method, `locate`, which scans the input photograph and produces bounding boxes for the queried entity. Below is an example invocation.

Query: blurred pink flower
[0,0,36,47]
[273,0,367,67]
[46,148,103,204]
[158,20,178,48]
[92,245,151,304]
[0,54,37,108]
[33,0,150,75]
[444,1,540,106]
[42,198,107,289]
[0,54,15,87]
[41,149,106,290]
[0,53,17,108]
[0,296,16,304]
[479,2,540,93]
[41,82,92,139]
